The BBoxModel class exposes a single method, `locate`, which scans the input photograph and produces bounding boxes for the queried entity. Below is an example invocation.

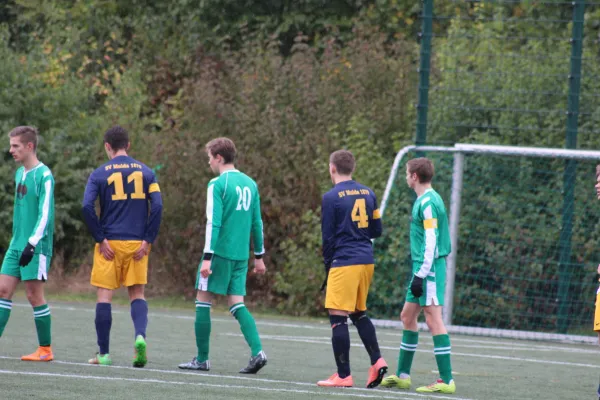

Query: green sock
[230,303,262,356]
[0,298,12,337]
[33,304,51,346]
[397,330,419,376]
[195,301,211,362]
[433,334,453,384]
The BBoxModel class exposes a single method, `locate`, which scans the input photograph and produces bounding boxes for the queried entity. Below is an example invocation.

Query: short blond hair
[9,126,38,150]
[206,137,236,164]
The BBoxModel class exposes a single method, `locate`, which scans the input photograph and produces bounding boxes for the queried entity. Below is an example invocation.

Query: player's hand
[253,258,266,275]
[597,264,600,275]
[18,243,35,267]
[410,275,424,298]
[200,260,212,278]
[99,239,115,261]
[134,241,150,261]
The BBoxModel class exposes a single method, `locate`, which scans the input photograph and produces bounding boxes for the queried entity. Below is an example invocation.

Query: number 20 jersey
[203,170,265,262]
[82,155,162,243]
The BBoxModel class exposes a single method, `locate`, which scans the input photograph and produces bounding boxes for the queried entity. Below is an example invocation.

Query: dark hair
[330,150,355,175]
[206,137,237,164]
[104,126,129,151]
[9,126,38,150]
[407,157,435,183]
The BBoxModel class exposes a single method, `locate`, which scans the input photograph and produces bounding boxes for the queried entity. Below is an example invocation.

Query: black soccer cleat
[178,357,210,371]
[239,350,267,374]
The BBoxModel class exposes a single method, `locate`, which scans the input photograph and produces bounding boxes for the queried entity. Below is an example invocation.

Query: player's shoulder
[39,164,53,179]
[354,181,377,197]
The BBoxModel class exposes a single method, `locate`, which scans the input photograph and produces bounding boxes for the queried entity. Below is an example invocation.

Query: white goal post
[374,143,600,344]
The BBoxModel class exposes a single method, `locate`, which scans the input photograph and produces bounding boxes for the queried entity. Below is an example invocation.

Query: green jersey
[9,163,55,255]
[410,188,450,278]
[203,169,265,261]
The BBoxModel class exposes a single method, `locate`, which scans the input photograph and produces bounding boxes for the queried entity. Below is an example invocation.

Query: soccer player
[0,126,55,361]
[178,137,267,374]
[381,157,455,394]
[82,126,163,367]
[316,150,388,388]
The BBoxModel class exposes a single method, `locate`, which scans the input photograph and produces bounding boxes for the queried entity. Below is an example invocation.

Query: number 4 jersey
[203,169,265,261]
[82,155,163,243]
[321,180,383,268]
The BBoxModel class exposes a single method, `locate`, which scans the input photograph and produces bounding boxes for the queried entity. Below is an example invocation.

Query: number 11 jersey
[82,155,162,243]
[203,169,265,261]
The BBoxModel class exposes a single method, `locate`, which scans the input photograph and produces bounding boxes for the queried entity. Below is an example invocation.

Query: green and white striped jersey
[410,188,450,278]
[9,163,55,255]
[203,169,265,261]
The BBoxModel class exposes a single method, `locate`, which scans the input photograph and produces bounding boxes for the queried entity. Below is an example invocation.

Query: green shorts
[195,255,248,296]
[406,258,446,307]
[1,249,51,281]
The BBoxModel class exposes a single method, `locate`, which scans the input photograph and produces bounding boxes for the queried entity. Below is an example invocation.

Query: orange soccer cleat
[21,346,54,362]
[317,373,354,387]
[366,357,388,388]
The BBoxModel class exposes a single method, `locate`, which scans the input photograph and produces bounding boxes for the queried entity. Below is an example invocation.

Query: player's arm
[415,201,439,279]
[321,194,336,271]
[369,191,383,239]
[251,185,265,257]
[20,171,54,266]
[202,179,223,260]
[142,173,163,244]
[81,172,105,243]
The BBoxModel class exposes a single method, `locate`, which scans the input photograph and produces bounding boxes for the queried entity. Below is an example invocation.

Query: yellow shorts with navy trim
[91,240,150,290]
[594,285,600,332]
[325,264,374,312]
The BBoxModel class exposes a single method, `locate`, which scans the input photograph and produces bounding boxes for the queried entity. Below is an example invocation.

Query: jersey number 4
[107,171,146,201]
[351,198,369,228]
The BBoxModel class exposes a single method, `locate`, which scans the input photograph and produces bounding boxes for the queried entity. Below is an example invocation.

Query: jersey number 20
[351,198,369,228]
[236,186,251,211]
[107,171,146,201]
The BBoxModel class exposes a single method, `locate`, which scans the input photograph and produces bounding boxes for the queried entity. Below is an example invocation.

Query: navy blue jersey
[321,180,383,269]
[82,155,163,243]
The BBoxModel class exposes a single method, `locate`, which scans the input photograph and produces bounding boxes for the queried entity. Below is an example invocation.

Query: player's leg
[125,242,150,368]
[0,251,21,339]
[350,264,387,388]
[416,259,455,394]
[381,301,420,389]
[20,253,53,361]
[228,260,266,374]
[317,266,360,388]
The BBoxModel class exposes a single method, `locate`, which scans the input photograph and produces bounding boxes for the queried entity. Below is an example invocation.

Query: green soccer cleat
[133,335,147,368]
[380,374,411,389]
[88,353,112,366]
[416,379,456,394]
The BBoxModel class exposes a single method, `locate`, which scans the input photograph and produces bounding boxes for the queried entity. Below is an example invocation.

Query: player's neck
[333,175,353,185]
[414,183,432,197]
[110,150,128,159]
[218,164,236,174]
[23,155,40,171]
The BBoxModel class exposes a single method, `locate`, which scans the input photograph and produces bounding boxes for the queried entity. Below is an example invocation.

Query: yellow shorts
[594,286,600,332]
[325,264,374,312]
[91,240,150,290]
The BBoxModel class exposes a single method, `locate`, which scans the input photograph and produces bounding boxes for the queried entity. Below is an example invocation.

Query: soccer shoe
[317,373,354,387]
[380,374,411,389]
[239,350,267,374]
[133,335,147,368]
[88,353,112,366]
[366,357,388,388]
[21,346,54,362]
[416,379,456,394]
[178,357,210,371]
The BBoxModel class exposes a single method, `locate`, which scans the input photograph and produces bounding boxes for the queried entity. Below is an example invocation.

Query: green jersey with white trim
[410,188,450,278]
[8,163,55,255]
[203,169,265,261]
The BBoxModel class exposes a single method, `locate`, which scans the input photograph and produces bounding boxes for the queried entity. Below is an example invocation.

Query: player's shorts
[196,255,248,296]
[91,240,150,290]
[594,284,600,332]
[1,249,51,281]
[406,258,447,307]
[325,264,374,312]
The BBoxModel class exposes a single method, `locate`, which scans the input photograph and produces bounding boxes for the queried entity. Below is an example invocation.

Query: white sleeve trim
[416,205,436,278]
[203,184,215,253]
[29,180,52,246]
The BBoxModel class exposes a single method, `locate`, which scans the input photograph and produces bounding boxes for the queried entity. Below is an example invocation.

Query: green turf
[0,300,598,400]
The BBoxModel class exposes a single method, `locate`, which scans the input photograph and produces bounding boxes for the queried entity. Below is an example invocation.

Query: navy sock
[330,315,351,378]
[130,299,148,338]
[95,303,112,354]
[350,311,381,365]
